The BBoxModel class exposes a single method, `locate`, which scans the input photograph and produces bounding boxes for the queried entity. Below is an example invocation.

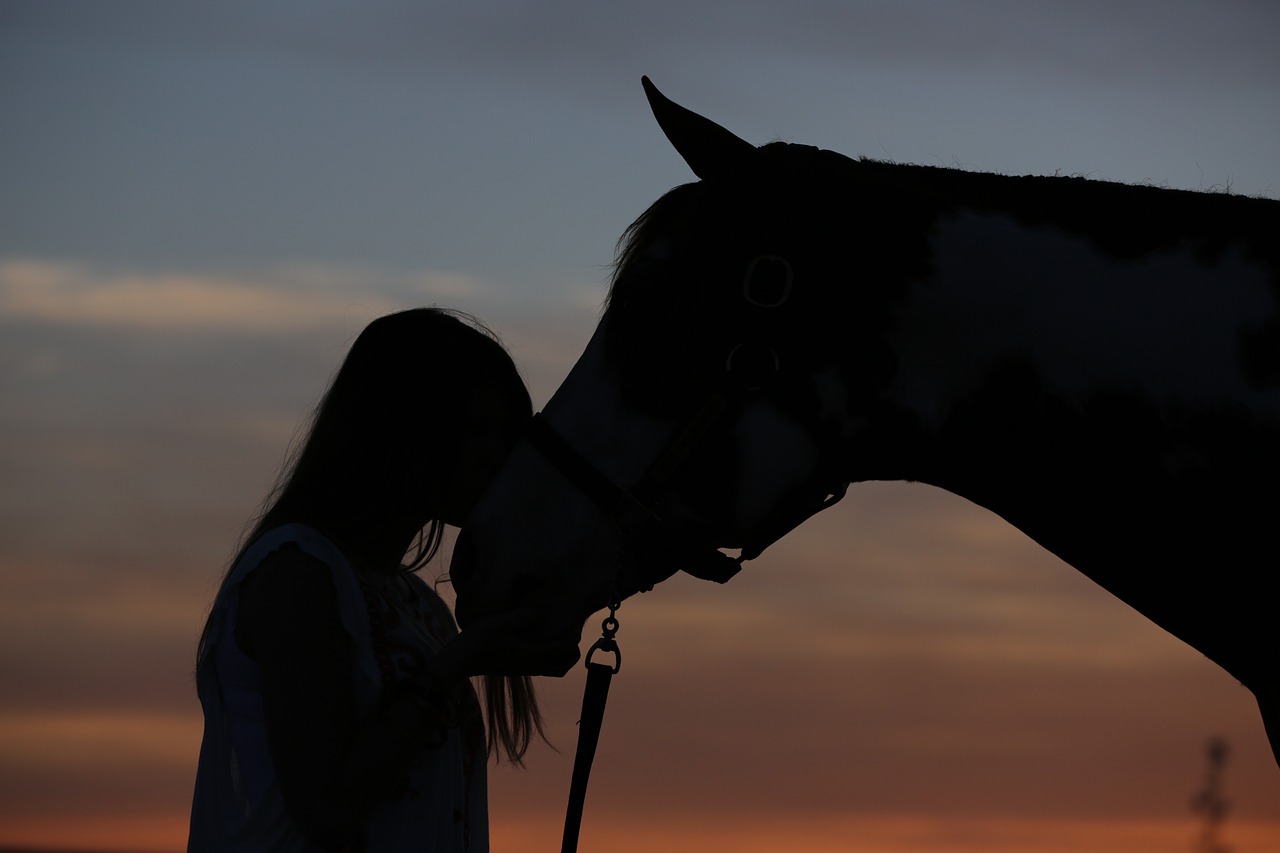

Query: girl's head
[220,307,545,763]
[257,307,532,573]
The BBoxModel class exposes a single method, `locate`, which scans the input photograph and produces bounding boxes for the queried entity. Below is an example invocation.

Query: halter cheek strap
[523,413,743,589]
[523,402,850,591]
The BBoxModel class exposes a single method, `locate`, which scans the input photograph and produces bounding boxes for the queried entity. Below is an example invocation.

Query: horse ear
[642,76,755,180]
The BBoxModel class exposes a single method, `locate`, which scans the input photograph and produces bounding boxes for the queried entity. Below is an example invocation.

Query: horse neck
[826,192,1280,690]
[844,198,1279,506]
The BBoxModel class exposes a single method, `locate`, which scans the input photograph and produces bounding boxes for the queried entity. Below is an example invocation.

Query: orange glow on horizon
[7,813,1278,853]
[496,814,1280,853]
[0,813,190,853]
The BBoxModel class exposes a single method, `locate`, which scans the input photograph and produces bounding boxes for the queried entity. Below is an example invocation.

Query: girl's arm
[237,544,584,846]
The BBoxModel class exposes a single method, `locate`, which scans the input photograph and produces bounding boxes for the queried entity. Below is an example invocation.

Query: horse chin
[450,528,612,633]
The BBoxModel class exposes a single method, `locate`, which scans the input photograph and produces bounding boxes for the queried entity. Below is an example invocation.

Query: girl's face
[436,381,529,528]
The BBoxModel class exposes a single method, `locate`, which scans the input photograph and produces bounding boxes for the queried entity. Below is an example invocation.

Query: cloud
[0,258,494,333]
[0,710,200,824]
[615,482,1198,676]
[0,710,198,769]
[492,629,1277,826]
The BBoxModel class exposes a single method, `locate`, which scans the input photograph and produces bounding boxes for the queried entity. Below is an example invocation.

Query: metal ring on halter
[585,605,622,673]
[743,255,793,308]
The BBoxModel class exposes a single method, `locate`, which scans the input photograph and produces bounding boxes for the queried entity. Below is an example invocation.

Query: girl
[189,308,578,851]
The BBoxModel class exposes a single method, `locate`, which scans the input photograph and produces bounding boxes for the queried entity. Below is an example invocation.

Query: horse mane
[610,143,1280,301]
[608,180,702,309]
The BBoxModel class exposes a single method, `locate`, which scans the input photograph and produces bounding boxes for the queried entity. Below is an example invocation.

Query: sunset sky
[3,3,1280,851]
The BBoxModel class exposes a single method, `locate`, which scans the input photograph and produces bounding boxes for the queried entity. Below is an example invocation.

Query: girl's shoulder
[238,523,352,576]
[227,524,374,662]
[236,540,347,663]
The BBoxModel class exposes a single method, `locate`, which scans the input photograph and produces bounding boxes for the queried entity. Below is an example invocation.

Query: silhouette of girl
[189,308,578,852]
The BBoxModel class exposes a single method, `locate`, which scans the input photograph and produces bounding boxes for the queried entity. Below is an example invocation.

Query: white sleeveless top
[188,524,488,852]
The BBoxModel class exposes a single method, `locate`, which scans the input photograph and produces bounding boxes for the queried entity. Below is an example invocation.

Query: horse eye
[743,255,793,307]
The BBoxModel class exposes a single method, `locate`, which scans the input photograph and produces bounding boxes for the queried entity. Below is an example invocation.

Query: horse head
[449,78,890,636]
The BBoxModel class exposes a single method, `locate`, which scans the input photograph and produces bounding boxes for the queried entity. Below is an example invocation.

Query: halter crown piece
[642,76,756,179]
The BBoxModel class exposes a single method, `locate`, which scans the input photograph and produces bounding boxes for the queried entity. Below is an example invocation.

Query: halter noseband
[524,409,744,591]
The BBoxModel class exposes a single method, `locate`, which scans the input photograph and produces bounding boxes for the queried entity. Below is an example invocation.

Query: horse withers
[450,78,1280,767]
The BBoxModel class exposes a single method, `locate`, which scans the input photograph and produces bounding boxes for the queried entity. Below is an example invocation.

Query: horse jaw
[451,323,672,629]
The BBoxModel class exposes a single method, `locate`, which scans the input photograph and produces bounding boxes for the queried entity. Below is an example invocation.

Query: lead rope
[560,599,622,853]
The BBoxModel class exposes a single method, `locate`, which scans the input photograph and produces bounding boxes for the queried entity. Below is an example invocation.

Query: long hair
[198,306,545,764]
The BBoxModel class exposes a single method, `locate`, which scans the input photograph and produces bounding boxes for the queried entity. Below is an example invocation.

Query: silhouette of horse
[451,78,1280,765]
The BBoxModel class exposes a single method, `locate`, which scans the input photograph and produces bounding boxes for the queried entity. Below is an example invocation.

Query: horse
[450,77,1280,767]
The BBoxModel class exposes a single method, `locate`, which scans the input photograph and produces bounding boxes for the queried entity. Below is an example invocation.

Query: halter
[524,403,848,590]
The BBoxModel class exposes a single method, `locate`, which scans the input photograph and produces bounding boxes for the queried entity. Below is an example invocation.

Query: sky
[2,2,1279,851]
